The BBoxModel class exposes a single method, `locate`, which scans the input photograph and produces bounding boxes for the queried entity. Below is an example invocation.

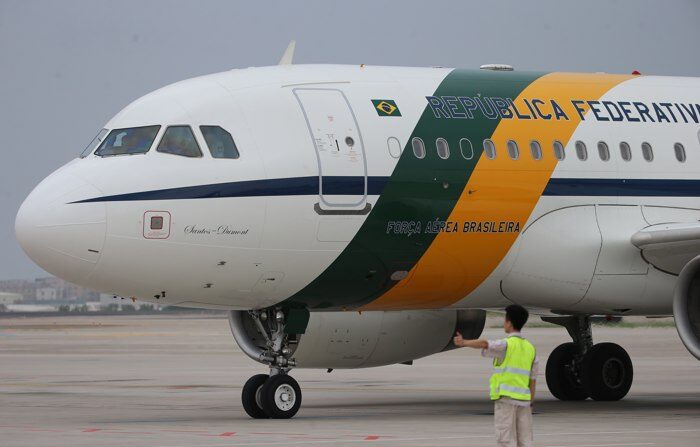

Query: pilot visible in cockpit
[123,131,150,154]
[209,141,226,158]
[156,126,201,157]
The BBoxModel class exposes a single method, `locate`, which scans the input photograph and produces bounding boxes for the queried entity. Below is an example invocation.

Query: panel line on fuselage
[69,176,700,204]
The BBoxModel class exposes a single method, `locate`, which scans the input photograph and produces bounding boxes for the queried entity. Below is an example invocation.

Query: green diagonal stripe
[285,69,545,310]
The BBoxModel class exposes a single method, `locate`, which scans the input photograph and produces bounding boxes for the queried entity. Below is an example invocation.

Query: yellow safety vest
[489,336,536,401]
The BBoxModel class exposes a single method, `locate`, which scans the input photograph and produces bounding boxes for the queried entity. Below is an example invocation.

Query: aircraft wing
[631,222,700,275]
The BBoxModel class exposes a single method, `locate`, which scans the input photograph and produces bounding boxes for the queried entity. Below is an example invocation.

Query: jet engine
[673,255,700,360]
[229,309,485,369]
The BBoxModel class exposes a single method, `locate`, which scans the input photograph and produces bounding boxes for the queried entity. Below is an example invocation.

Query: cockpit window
[95,125,160,156]
[200,125,240,159]
[80,128,109,158]
[157,126,202,157]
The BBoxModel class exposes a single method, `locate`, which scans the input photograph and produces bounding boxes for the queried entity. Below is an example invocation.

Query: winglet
[278,40,296,65]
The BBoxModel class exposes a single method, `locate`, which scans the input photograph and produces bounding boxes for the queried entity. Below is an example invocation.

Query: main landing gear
[543,316,633,401]
[239,309,302,419]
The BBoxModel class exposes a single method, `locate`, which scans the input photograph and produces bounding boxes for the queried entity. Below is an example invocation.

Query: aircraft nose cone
[15,172,106,283]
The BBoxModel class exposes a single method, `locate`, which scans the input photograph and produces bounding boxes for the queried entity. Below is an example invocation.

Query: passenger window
[619,142,632,161]
[95,125,161,157]
[597,141,610,161]
[412,137,426,159]
[157,126,202,157]
[387,137,402,159]
[483,139,496,159]
[507,140,519,160]
[200,126,240,159]
[459,138,474,160]
[641,142,654,162]
[436,138,450,159]
[575,141,588,161]
[675,142,687,162]
[553,140,565,160]
[530,140,542,160]
[81,128,109,158]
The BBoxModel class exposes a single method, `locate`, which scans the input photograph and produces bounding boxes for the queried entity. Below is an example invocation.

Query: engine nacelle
[229,309,485,369]
[673,255,700,360]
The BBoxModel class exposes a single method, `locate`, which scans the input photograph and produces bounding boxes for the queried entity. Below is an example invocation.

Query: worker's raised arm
[453,331,489,349]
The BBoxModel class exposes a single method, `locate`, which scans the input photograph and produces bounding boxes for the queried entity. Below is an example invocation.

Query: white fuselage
[15,65,700,316]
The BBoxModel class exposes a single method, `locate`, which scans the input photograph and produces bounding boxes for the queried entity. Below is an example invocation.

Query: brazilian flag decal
[372,99,401,116]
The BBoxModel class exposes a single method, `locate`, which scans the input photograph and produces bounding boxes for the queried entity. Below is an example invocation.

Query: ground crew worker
[453,304,538,447]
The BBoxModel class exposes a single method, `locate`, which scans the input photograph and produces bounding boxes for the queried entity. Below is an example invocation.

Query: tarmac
[1,314,699,447]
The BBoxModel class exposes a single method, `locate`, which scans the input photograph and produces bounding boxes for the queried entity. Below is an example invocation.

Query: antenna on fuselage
[279,40,296,65]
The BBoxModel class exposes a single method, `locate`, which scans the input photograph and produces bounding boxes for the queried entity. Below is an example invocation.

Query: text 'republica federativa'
[425,95,700,124]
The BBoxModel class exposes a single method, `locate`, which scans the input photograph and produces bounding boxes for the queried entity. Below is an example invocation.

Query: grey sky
[1,0,699,280]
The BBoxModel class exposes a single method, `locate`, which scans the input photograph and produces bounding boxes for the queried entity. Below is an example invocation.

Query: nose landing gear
[236,309,303,419]
[543,316,633,402]
[241,373,302,419]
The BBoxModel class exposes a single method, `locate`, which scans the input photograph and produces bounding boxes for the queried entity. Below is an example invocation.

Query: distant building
[36,287,58,301]
[0,292,22,306]
[0,276,99,303]
[0,279,35,300]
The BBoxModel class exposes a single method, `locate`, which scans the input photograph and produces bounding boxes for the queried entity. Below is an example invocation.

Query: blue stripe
[543,178,700,197]
[72,176,390,203]
[71,176,700,204]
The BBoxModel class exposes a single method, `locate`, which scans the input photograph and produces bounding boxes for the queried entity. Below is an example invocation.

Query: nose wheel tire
[546,342,589,401]
[241,374,270,419]
[260,374,302,419]
[581,342,633,401]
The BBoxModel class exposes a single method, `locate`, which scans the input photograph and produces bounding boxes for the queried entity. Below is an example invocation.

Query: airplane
[14,41,700,419]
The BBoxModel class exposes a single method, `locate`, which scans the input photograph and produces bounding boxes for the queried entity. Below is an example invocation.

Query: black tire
[241,374,269,419]
[546,342,589,401]
[581,342,633,401]
[260,374,302,419]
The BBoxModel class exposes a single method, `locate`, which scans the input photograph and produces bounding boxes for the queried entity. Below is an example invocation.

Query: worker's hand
[453,331,464,347]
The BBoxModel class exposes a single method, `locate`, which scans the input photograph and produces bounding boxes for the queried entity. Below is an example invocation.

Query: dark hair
[505,305,529,331]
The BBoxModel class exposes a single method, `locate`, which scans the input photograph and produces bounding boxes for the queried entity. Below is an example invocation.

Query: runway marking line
[160,429,210,433]
[250,431,324,435]
[161,428,700,447]
[102,429,156,435]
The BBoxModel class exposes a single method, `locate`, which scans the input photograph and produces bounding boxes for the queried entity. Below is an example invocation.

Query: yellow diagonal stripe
[363,72,633,310]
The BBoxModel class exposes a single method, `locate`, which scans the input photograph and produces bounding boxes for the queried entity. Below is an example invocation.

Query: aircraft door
[294,88,369,213]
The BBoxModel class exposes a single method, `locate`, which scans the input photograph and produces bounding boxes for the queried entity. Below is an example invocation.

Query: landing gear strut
[543,315,633,401]
[235,308,302,419]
